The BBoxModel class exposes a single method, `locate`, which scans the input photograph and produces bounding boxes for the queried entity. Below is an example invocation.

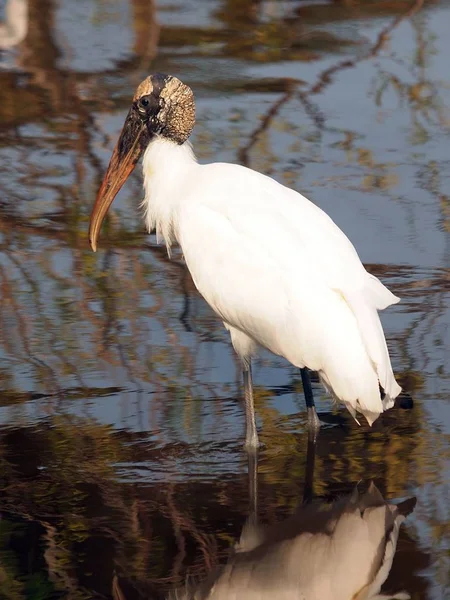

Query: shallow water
[0,0,449,598]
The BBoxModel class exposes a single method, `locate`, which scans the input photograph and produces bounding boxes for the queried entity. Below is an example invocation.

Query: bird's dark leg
[243,359,259,450]
[300,368,321,436]
[302,428,317,504]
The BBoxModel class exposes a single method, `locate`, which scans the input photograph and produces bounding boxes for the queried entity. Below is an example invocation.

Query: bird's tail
[344,276,401,414]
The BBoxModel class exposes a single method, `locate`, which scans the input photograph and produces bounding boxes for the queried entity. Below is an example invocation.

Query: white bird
[89,73,402,448]
[169,483,416,600]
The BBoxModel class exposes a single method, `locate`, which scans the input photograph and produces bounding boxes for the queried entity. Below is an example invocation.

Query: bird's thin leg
[247,448,258,525]
[236,447,258,552]
[300,368,321,435]
[243,359,259,450]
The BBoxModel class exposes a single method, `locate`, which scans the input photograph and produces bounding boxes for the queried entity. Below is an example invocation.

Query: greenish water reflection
[0,0,448,598]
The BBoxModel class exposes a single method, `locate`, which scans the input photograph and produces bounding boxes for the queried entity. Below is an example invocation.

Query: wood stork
[168,483,415,600]
[89,73,402,448]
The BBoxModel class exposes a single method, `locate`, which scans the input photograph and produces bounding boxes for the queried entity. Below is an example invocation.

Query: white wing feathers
[366,273,400,311]
[343,287,401,406]
[177,162,401,423]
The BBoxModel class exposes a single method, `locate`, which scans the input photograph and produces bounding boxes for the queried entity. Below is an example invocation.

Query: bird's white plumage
[142,138,401,425]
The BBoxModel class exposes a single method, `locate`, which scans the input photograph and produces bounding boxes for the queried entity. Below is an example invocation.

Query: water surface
[0,0,449,598]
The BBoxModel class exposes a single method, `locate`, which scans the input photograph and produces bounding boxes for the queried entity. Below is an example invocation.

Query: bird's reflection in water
[0,0,28,49]
[168,443,416,600]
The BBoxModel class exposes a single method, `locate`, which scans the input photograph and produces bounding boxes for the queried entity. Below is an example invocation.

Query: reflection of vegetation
[0,411,433,599]
[371,11,447,146]
[0,0,448,597]
[239,0,427,166]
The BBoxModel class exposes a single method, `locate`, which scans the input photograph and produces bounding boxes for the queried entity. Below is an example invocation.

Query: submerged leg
[236,448,259,552]
[243,359,259,450]
[247,448,258,526]
[302,429,317,504]
[300,368,321,435]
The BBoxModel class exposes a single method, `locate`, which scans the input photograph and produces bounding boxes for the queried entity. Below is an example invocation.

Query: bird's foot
[395,392,414,410]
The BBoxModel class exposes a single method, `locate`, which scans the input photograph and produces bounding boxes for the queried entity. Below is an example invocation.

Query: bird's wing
[182,163,398,300]
[178,163,400,400]
[179,196,291,358]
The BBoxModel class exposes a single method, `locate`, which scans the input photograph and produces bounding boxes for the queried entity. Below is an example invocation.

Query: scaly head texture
[133,73,196,144]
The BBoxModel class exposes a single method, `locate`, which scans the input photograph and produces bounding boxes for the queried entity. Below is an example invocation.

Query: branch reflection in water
[0,0,448,597]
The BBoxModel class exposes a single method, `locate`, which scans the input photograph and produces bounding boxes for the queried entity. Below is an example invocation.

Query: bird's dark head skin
[89,73,195,251]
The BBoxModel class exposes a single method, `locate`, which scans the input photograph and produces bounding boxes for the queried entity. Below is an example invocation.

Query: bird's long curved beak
[89,108,147,251]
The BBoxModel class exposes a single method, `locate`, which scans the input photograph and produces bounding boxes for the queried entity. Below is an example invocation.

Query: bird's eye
[138,97,150,112]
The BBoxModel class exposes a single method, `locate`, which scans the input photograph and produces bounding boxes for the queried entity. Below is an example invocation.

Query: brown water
[0,0,449,598]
